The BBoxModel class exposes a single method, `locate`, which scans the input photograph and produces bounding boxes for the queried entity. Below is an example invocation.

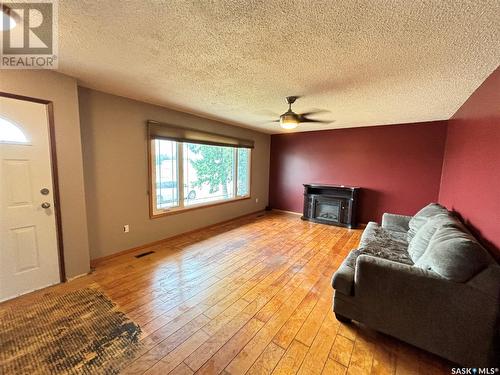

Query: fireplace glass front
[314,199,342,223]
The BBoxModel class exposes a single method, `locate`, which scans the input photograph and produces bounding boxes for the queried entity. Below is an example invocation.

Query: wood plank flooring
[1,211,452,374]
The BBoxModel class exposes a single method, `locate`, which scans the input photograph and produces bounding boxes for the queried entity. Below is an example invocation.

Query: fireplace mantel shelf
[303,183,360,190]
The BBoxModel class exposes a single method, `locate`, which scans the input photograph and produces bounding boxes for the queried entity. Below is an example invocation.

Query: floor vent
[135,251,155,258]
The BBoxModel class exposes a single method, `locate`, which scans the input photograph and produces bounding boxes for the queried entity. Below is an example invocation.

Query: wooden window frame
[148,138,252,219]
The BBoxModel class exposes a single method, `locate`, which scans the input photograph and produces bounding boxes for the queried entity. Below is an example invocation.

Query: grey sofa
[332,203,500,367]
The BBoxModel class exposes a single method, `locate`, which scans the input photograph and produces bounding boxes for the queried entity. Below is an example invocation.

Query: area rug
[0,286,142,375]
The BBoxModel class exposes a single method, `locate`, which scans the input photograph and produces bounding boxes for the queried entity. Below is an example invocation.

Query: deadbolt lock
[40,188,50,195]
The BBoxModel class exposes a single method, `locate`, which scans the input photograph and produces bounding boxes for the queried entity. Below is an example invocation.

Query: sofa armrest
[332,251,357,295]
[354,255,500,366]
[381,213,411,232]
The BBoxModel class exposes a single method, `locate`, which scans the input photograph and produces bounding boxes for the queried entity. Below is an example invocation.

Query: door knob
[41,202,51,209]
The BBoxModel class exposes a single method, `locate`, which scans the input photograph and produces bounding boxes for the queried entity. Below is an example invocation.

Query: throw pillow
[407,203,449,242]
[408,213,457,262]
[415,224,492,282]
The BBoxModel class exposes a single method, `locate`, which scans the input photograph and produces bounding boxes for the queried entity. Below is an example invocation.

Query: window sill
[150,195,252,219]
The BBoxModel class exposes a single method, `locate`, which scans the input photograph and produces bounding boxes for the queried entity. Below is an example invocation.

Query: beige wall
[78,88,270,260]
[0,71,91,278]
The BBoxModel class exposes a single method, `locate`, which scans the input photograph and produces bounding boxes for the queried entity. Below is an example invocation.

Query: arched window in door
[0,116,29,144]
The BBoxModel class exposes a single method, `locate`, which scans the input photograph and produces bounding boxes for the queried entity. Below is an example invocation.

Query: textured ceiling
[58,1,500,134]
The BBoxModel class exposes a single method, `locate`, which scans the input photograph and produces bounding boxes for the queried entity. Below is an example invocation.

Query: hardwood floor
[2,211,451,374]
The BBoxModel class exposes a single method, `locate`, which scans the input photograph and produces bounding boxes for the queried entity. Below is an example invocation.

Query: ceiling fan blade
[259,119,280,125]
[299,109,331,117]
[299,117,335,124]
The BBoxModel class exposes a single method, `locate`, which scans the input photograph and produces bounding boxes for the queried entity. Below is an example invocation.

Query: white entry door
[0,96,60,302]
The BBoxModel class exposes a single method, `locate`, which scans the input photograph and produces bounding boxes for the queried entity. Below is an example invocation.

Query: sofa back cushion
[408,214,457,262]
[407,203,449,242]
[415,224,492,282]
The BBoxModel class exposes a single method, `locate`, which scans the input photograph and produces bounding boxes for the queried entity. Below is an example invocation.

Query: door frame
[0,91,66,282]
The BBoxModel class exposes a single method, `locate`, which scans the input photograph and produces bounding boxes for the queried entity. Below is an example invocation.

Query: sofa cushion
[359,221,380,248]
[407,203,449,242]
[415,225,492,282]
[347,246,413,268]
[355,221,412,265]
[360,222,408,248]
[408,214,458,262]
[381,213,411,233]
[385,229,408,244]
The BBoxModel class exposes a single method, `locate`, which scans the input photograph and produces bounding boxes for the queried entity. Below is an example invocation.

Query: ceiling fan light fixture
[269,95,331,129]
[280,112,299,130]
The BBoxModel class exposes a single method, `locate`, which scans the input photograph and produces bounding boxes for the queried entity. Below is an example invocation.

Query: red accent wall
[269,121,448,224]
[439,68,500,256]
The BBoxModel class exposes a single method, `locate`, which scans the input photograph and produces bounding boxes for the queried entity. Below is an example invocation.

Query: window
[151,139,179,210]
[237,147,250,197]
[150,139,251,216]
[0,117,28,144]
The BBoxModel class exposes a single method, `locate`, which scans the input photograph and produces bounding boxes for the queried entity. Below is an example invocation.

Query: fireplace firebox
[302,184,359,228]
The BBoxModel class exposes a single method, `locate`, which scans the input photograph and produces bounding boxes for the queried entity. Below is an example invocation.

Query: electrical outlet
[255,198,259,203]
[123,224,130,233]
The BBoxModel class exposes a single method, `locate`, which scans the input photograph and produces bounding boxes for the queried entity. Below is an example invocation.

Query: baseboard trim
[66,272,90,282]
[273,209,367,229]
[90,209,265,267]
[271,208,302,216]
